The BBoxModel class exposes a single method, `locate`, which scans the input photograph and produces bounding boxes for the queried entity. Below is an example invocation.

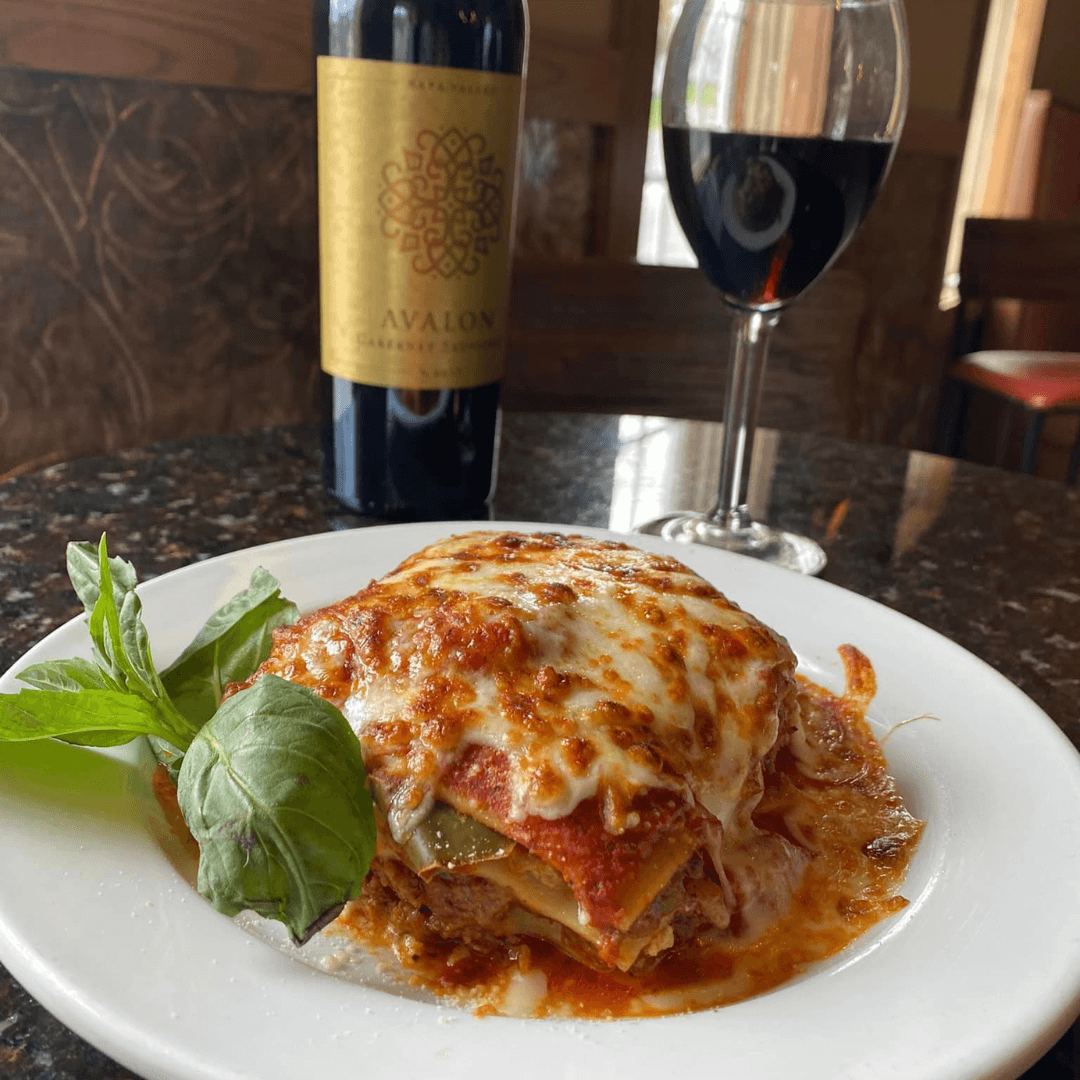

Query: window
[636,0,697,267]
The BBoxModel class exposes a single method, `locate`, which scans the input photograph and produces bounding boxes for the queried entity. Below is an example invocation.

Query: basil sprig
[3,537,198,751]
[0,535,377,946]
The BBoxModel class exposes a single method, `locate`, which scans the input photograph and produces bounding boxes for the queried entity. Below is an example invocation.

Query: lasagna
[230,530,922,1016]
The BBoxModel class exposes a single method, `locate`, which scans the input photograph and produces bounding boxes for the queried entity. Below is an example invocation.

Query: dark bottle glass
[313,0,528,520]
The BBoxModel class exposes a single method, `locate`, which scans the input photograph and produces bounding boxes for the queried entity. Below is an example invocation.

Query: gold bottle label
[317,55,522,390]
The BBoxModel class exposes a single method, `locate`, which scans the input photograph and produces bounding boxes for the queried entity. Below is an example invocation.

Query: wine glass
[638,0,909,574]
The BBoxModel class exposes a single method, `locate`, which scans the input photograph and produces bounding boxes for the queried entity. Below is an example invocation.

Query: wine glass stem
[709,308,780,530]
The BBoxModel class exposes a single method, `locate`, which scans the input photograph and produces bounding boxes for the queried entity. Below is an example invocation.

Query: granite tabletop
[1,411,1078,1079]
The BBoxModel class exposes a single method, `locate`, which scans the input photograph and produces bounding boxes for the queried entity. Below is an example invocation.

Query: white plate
[2,521,1080,1080]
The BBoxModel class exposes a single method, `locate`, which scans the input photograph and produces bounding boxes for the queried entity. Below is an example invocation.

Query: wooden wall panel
[905,0,987,114]
[522,40,622,124]
[0,63,870,478]
[597,0,659,258]
[529,0,614,45]
[900,112,969,157]
[961,217,1080,304]
[0,0,313,93]
[1032,0,1080,112]
[0,66,320,477]
[836,149,959,450]
[0,0,625,125]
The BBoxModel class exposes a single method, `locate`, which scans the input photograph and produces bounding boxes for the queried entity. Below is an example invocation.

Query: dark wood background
[0,0,983,478]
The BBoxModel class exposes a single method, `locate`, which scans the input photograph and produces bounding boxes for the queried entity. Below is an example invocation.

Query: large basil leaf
[177,675,376,946]
[160,568,298,729]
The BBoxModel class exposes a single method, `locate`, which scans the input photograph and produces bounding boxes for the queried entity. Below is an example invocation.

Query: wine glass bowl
[638,0,909,573]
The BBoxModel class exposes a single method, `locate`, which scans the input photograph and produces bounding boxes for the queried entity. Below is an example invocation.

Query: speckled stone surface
[1,413,1078,1079]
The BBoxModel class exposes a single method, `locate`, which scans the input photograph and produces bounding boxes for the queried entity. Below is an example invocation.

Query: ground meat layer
[349,848,733,978]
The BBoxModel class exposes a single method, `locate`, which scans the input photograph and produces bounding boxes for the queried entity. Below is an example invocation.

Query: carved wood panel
[0,66,320,476]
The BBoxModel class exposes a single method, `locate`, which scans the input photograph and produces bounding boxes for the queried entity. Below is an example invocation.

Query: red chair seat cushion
[951,351,1080,410]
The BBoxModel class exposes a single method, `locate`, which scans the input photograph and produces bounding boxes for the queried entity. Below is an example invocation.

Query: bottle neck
[314,0,526,75]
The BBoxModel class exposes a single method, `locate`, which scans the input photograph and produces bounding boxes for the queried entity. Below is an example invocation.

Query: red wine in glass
[662,129,895,308]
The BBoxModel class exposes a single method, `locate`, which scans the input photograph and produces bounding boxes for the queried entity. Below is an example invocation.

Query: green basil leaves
[0,535,377,947]
[5,537,198,751]
[0,687,191,747]
[160,568,299,730]
[178,675,376,946]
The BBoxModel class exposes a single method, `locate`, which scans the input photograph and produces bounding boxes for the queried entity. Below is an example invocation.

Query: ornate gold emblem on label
[378,128,507,278]
[317,57,522,390]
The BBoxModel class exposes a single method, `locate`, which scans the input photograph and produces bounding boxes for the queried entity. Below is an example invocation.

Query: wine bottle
[313,0,528,520]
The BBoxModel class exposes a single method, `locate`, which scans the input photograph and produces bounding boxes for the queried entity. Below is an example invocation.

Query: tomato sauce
[337,652,922,1018]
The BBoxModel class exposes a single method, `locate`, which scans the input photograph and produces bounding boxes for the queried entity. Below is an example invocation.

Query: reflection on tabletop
[606,415,957,561]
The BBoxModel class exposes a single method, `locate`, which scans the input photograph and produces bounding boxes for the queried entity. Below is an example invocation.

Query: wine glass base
[636,512,827,576]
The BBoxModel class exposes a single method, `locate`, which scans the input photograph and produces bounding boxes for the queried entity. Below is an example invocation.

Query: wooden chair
[503,258,865,436]
[933,217,1080,483]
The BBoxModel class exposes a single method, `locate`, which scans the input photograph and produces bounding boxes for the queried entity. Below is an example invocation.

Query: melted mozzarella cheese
[339,532,798,844]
